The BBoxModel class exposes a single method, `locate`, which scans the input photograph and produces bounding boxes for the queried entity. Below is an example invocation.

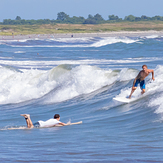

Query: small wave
[48,37,93,43]
[145,35,159,39]
[91,37,139,47]
[147,65,163,114]
[5,36,139,48]
[0,65,23,73]
[0,58,162,69]
[0,39,18,42]
[14,51,26,53]
[18,39,29,42]
[150,94,163,114]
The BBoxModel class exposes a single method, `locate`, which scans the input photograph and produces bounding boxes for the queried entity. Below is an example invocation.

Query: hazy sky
[1,0,163,22]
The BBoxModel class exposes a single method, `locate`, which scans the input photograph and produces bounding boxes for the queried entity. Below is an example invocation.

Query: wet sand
[1,30,163,40]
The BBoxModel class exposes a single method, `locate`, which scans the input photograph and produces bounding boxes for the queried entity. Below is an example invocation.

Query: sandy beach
[1,30,163,40]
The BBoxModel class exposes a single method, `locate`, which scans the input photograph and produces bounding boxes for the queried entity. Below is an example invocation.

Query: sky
[1,0,163,22]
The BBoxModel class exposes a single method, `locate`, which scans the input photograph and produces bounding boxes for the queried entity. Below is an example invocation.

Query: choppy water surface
[0,35,163,162]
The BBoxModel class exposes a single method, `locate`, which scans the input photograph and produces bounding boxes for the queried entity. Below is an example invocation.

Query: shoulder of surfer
[147,69,154,73]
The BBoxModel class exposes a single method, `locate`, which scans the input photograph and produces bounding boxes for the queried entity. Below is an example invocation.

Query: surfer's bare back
[129,65,155,99]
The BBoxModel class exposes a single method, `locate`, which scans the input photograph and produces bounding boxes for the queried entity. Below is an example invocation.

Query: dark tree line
[1,12,163,25]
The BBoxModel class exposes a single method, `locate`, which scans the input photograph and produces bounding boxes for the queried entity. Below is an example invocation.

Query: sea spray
[148,65,163,114]
[43,66,138,104]
[0,67,55,104]
[115,65,163,102]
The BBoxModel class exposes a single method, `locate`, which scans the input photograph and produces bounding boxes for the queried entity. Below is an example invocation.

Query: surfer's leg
[21,114,34,128]
[129,87,137,99]
[141,89,145,94]
[140,80,145,95]
[129,79,139,98]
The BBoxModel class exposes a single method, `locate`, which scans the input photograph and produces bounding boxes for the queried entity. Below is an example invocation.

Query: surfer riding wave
[129,65,155,99]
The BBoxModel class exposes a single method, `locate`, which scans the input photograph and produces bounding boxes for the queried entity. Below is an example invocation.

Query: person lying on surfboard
[129,65,155,99]
[21,114,67,128]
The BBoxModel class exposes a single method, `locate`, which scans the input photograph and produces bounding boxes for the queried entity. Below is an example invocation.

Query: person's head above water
[54,114,60,119]
[142,65,148,71]
[142,64,147,68]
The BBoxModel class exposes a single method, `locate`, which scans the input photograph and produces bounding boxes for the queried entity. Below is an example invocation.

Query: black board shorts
[33,122,40,128]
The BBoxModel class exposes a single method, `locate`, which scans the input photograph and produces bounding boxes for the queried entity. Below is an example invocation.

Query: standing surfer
[129,65,155,99]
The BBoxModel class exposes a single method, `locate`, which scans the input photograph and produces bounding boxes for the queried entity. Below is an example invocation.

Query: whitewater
[0,35,163,162]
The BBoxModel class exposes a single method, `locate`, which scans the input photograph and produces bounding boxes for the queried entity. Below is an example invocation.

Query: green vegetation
[1,12,163,35]
[1,12,163,25]
[1,22,163,36]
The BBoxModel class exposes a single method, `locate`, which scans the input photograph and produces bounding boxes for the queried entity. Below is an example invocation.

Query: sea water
[0,35,163,162]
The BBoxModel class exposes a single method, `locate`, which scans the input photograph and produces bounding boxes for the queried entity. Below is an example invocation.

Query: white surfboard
[55,121,82,127]
[3,121,82,130]
[113,96,139,103]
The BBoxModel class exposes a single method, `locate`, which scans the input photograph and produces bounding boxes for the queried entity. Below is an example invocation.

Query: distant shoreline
[1,22,163,38]
[1,30,163,40]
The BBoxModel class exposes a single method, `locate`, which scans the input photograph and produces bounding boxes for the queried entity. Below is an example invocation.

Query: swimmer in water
[21,114,66,128]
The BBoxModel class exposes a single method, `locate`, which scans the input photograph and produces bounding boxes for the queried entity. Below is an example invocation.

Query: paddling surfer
[129,65,155,99]
[21,114,67,128]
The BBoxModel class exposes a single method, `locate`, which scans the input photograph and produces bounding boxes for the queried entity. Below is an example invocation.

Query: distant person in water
[129,65,155,99]
[21,114,66,128]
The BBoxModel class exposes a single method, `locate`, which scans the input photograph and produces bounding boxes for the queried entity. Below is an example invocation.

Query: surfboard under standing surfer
[129,65,155,99]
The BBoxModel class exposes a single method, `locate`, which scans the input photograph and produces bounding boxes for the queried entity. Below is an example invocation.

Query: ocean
[0,34,163,162]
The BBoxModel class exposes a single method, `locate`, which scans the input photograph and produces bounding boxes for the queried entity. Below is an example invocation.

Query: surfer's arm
[58,122,66,126]
[150,69,155,81]
[132,71,141,87]
[52,122,67,127]
[132,78,137,86]
[132,75,139,87]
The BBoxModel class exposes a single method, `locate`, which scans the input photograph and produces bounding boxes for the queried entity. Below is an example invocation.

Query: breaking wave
[0,64,138,104]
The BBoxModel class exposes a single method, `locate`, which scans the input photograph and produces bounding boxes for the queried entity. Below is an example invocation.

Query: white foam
[43,66,139,104]
[91,37,139,47]
[117,68,138,81]
[147,65,163,114]
[0,58,161,69]
[145,35,159,39]
[149,95,163,114]
[0,67,57,104]
[14,51,26,53]
[0,64,139,104]
[115,65,163,101]
[48,37,93,43]
[0,39,18,42]
[44,65,109,103]
[9,36,139,48]
[18,39,28,42]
